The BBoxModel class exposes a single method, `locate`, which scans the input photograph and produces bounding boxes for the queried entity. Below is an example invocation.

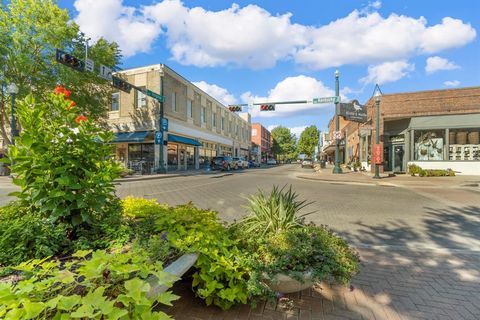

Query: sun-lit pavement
[2,166,480,319]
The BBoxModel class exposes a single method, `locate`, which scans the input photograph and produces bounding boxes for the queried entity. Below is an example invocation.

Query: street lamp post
[157,69,166,174]
[333,69,342,174]
[373,85,382,179]
[6,83,19,145]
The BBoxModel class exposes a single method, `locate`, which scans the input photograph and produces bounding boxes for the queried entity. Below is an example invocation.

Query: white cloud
[425,56,459,74]
[72,0,476,69]
[192,81,237,106]
[360,60,415,85]
[241,75,335,118]
[444,80,460,87]
[74,0,160,57]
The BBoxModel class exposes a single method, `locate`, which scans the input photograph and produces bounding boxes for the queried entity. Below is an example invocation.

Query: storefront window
[168,144,178,166]
[449,128,480,160]
[128,143,154,174]
[186,146,195,167]
[414,130,445,161]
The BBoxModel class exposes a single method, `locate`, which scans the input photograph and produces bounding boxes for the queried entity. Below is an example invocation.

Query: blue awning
[113,131,149,143]
[167,134,202,146]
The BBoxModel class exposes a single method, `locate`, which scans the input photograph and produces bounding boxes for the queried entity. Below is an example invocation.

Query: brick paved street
[115,164,480,319]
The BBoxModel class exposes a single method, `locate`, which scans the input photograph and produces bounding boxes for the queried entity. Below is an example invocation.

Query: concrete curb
[296,175,378,186]
[115,171,216,183]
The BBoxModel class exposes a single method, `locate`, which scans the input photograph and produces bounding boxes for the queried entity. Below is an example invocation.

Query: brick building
[355,86,480,175]
[251,123,272,163]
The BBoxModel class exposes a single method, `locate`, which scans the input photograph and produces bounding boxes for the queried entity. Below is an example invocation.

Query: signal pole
[333,70,343,174]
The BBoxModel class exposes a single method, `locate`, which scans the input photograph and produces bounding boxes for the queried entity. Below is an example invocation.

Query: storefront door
[392,144,405,173]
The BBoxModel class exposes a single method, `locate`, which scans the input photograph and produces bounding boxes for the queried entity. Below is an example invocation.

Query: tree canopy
[271,126,296,161]
[296,125,320,158]
[0,0,121,145]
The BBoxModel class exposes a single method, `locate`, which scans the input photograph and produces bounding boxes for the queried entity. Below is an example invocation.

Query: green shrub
[121,198,250,310]
[409,164,455,177]
[6,88,122,235]
[0,249,178,319]
[0,202,69,267]
[408,164,422,176]
[242,185,314,235]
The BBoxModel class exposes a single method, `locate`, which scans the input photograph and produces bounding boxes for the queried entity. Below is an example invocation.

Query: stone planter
[265,271,314,294]
[147,253,199,298]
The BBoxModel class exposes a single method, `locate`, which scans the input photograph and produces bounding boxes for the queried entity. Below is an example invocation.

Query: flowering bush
[7,87,122,239]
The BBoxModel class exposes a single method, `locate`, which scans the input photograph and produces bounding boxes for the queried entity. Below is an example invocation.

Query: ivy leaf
[155,291,179,306]
[70,304,98,318]
[124,278,150,302]
[57,295,81,311]
[107,308,128,320]
[23,301,46,319]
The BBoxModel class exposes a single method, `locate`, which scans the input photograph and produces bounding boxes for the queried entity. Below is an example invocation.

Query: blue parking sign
[161,118,168,131]
[155,131,163,144]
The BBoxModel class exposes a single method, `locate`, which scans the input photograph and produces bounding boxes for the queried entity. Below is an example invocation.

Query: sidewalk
[116,168,218,183]
[297,165,480,190]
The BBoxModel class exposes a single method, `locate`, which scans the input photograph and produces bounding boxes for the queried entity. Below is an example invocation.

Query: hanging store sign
[340,100,367,123]
[373,144,383,164]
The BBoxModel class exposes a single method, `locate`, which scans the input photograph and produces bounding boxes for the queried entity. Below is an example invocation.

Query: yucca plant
[242,185,314,235]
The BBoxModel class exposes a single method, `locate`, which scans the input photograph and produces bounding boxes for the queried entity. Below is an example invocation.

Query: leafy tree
[271,126,296,161]
[0,0,121,145]
[296,125,320,158]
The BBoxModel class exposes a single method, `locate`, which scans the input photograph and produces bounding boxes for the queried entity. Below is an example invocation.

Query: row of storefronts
[323,86,480,175]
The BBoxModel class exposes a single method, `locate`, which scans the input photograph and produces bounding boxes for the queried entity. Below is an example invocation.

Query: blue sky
[58,0,479,138]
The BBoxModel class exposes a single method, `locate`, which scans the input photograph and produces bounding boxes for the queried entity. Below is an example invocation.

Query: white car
[266,158,277,165]
[301,159,314,168]
[232,156,249,169]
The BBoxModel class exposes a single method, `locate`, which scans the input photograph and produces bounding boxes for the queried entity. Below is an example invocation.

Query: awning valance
[113,131,149,143]
[167,134,202,146]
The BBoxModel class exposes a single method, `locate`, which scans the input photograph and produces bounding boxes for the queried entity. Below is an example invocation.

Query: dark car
[211,156,235,171]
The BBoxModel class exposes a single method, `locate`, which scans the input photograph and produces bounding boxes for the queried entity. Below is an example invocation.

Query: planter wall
[266,272,314,294]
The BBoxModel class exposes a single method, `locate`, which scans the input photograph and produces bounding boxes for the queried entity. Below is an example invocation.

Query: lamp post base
[373,165,380,179]
[332,165,343,174]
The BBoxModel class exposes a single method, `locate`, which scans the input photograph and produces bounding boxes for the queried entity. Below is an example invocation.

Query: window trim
[111,92,120,111]
[172,92,177,112]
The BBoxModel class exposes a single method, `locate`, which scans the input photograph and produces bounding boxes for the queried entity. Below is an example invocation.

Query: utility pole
[333,70,343,174]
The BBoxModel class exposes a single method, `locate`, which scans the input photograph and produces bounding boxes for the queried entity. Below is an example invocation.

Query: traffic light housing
[228,105,242,112]
[260,104,275,111]
[112,75,133,93]
[56,49,85,72]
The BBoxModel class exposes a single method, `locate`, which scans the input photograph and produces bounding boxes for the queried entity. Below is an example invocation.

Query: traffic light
[112,75,133,93]
[228,105,242,112]
[260,104,275,111]
[56,49,85,72]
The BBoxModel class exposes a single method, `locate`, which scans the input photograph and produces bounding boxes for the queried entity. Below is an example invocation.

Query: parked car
[301,158,314,168]
[248,160,260,168]
[211,156,236,171]
[266,158,277,165]
[233,156,249,169]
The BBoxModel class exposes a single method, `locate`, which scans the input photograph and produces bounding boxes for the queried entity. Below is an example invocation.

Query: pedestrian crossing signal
[112,75,133,93]
[56,49,84,72]
[228,105,242,112]
[260,104,275,111]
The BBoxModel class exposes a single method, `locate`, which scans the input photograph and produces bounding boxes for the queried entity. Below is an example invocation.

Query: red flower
[67,100,76,110]
[75,115,88,124]
[53,86,71,98]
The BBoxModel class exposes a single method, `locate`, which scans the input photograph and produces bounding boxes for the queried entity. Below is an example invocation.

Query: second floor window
[187,100,192,118]
[212,113,216,127]
[201,107,206,123]
[252,128,257,136]
[172,92,177,112]
[221,117,225,130]
[136,88,146,108]
[111,92,120,111]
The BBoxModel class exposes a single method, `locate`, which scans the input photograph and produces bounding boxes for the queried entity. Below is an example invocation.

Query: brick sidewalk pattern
[167,248,480,320]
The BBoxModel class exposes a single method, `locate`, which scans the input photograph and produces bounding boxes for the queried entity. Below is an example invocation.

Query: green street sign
[145,89,164,102]
[312,96,340,104]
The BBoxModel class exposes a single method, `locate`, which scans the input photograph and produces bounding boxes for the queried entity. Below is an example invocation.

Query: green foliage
[271,127,296,161]
[296,125,320,157]
[0,249,178,319]
[241,185,314,236]
[234,224,360,298]
[121,198,250,310]
[0,202,68,266]
[8,92,122,234]
[0,0,121,142]
[408,164,455,177]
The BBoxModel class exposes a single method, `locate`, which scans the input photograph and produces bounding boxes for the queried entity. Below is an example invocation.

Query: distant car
[248,160,260,168]
[211,156,236,171]
[232,156,249,169]
[266,158,277,165]
[301,159,314,168]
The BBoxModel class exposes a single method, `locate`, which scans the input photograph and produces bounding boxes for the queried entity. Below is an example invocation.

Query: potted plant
[231,185,359,297]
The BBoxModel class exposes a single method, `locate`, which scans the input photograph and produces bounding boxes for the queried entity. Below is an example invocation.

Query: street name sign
[313,96,339,104]
[146,89,165,102]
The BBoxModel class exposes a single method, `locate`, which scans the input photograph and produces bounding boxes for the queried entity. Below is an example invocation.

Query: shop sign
[373,144,383,164]
[154,131,163,144]
[390,135,405,143]
[339,100,367,123]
